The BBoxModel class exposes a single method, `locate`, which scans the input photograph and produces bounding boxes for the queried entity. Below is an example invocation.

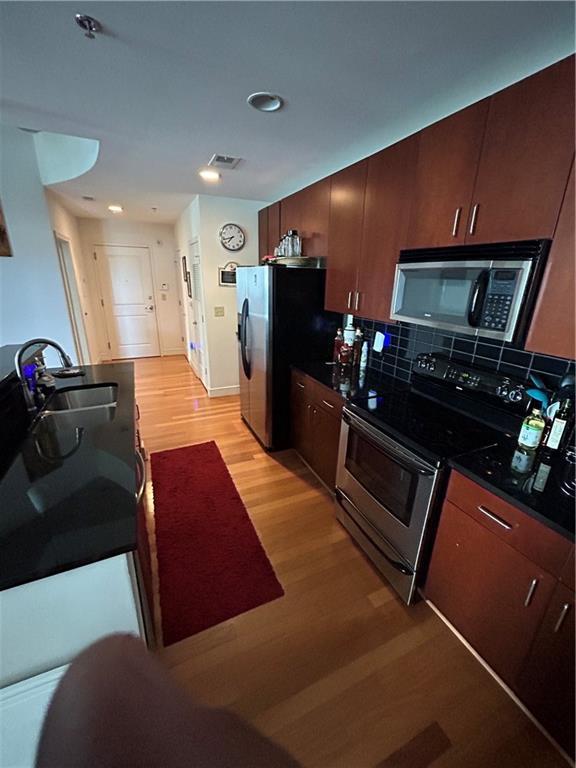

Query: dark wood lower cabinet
[425,500,555,685]
[425,481,574,758]
[515,582,575,757]
[290,370,342,490]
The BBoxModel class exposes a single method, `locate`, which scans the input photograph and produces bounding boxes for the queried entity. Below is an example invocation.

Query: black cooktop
[347,383,501,467]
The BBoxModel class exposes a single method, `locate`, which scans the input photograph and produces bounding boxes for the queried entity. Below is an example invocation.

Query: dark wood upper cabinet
[279,180,330,261]
[425,499,555,686]
[515,581,575,757]
[299,178,331,261]
[325,160,368,313]
[467,55,575,243]
[280,190,303,236]
[258,202,281,261]
[357,136,418,321]
[405,101,489,249]
[258,207,268,262]
[268,202,280,254]
[525,161,575,359]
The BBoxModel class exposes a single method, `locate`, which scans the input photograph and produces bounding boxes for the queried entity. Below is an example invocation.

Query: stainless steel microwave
[390,240,550,344]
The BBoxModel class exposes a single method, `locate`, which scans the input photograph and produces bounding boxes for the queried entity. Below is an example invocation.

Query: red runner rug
[150,441,284,646]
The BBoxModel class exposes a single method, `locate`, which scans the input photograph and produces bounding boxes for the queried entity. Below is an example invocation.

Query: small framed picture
[181,255,187,282]
[186,271,192,299]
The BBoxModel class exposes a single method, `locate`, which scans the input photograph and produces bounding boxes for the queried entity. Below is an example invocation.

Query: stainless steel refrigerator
[236,266,340,450]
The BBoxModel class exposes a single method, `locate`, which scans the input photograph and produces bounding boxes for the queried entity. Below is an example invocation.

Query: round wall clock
[219,223,245,251]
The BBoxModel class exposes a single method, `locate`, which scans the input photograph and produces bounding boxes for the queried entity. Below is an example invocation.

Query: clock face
[219,223,245,251]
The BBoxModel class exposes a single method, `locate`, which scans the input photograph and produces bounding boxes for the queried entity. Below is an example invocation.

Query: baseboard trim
[208,385,239,398]
[425,598,573,766]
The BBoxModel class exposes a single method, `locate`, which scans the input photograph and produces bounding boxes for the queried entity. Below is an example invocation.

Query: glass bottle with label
[544,398,572,451]
[518,407,546,450]
[332,328,343,363]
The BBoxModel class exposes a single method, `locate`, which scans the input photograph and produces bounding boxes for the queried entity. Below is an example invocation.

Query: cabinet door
[467,55,575,243]
[525,162,575,359]
[310,405,341,489]
[267,202,280,254]
[515,582,575,757]
[325,159,368,313]
[358,137,418,321]
[425,500,555,685]
[280,190,303,236]
[405,101,488,249]
[258,207,268,262]
[299,178,330,261]
[290,372,313,464]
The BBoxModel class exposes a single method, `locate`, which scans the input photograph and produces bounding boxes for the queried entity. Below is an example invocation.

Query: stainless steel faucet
[14,338,76,413]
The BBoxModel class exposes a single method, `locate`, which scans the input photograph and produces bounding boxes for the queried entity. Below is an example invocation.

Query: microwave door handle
[467,270,490,328]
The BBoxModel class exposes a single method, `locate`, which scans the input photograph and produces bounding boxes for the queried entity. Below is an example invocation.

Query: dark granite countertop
[450,438,575,540]
[0,363,137,591]
[292,360,400,399]
[296,361,574,542]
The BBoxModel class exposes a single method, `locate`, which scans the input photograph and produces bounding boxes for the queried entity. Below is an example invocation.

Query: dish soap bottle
[518,407,546,451]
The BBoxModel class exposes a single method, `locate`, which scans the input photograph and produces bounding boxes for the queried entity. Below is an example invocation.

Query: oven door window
[345,428,417,527]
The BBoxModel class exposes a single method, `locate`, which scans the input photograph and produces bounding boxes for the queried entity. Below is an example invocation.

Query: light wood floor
[133,355,567,768]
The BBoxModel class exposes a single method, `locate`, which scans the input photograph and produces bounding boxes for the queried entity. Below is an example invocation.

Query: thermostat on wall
[218,261,238,286]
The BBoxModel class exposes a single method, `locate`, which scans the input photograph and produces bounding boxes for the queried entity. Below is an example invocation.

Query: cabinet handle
[524,578,539,607]
[469,203,479,235]
[347,291,353,309]
[452,207,462,237]
[554,603,571,633]
[477,505,512,530]
[297,382,305,389]
[354,291,360,311]
[321,399,335,409]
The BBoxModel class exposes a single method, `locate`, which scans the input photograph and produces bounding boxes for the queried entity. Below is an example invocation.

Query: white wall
[0,124,76,359]
[45,192,100,363]
[175,194,265,396]
[77,218,184,360]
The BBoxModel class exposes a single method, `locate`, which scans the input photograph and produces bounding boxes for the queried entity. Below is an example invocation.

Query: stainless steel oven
[390,240,549,344]
[335,408,441,604]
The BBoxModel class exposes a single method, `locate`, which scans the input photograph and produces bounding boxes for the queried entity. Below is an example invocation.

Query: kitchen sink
[35,404,117,432]
[44,385,118,411]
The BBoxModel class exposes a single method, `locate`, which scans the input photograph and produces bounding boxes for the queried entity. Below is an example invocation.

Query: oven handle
[336,488,413,576]
[343,410,436,477]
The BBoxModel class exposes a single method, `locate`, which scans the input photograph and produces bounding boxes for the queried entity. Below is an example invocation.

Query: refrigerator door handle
[240,297,251,380]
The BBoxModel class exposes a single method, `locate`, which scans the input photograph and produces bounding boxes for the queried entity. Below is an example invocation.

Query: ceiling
[0,2,574,223]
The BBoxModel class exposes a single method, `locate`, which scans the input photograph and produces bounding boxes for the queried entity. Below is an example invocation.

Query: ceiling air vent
[208,154,241,170]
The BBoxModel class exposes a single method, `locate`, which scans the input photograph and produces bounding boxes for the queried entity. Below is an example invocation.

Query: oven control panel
[414,353,527,404]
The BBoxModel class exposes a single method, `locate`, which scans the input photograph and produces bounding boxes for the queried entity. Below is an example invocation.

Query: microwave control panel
[414,354,527,405]
[479,270,518,331]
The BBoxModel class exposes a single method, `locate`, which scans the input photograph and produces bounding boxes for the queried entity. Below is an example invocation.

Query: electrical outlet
[214,306,225,318]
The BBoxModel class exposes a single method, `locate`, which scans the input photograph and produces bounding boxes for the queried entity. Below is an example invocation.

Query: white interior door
[96,245,160,359]
[55,236,90,365]
[174,251,187,353]
[187,240,206,380]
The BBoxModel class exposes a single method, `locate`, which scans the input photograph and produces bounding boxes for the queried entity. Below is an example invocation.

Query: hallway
[133,355,565,768]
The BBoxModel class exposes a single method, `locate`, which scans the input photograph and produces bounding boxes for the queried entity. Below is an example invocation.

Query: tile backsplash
[355,318,576,391]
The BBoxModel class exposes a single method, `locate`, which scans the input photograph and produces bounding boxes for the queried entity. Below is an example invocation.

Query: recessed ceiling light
[247,92,284,112]
[108,204,123,213]
[198,168,221,182]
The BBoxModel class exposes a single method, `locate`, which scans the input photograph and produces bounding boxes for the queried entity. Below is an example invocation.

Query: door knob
[146,305,154,310]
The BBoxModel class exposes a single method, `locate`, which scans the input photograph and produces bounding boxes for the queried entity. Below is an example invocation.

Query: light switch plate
[214,306,225,317]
